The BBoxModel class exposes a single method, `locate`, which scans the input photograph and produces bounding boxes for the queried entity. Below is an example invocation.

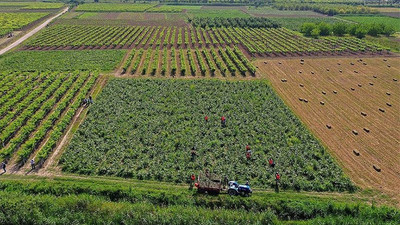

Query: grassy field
[0,12,49,36]
[187,8,250,18]
[0,50,126,72]
[338,15,400,32]
[0,175,398,224]
[269,17,346,31]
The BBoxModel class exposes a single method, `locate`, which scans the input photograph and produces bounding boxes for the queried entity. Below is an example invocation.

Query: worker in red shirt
[189,173,196,190]
[246,145,251,160]
[204,116,209,122]
[275,172,281,192]
[269,158,275,168]
[221,116,226,127]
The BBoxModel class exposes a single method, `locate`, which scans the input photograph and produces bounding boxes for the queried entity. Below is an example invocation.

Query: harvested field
[255,57,400,204]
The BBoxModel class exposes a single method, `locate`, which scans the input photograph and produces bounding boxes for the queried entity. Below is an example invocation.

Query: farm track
[255,57,400,205]
[0,6,69,55]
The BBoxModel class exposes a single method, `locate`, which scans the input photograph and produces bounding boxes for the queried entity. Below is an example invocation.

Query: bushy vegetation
[0,50,126,72]
[0,2,63,10]
[61,79,354,192]
[274,3,378,15]
[0,176,398,224]
[270,17,344,31]
[190,17,280,28]
[0,12,49,37]
[338,15,400,32]
[300,22,396,38]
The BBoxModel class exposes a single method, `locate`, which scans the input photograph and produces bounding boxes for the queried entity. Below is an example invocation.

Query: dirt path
[0,6,69,55]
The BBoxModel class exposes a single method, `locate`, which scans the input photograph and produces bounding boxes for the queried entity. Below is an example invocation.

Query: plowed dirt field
[255,57,400,204]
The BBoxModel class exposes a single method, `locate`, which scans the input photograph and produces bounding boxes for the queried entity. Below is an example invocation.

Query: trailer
[195,171,222,194]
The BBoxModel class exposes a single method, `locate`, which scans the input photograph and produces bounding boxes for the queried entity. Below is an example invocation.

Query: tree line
[300,22,395,38]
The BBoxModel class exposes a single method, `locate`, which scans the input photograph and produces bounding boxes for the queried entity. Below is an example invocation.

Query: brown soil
[255,57,400,205]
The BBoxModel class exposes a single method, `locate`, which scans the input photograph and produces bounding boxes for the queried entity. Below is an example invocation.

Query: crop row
[0,71,98,166]
[122,47,255,77]
[25,25,384,55]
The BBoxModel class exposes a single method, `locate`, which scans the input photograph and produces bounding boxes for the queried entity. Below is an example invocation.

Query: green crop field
[61,79,353,192]
[0,50,126,72]
[338,15,400,32]
[75,3,157,12]
[0,12,49,36]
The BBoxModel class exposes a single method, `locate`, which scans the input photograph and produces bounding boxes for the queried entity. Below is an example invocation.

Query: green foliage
[0,176,398,224]
[338,15,400,32]
[274,3,378,16]
[61,79,354,192]
[190,17,280,28]
[332,23,347,36]
[75,3,156,12]
[0,13,49,37]
[0,50,126,72]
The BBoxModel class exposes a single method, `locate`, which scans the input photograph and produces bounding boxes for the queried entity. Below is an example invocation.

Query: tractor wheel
[228,189,236,196]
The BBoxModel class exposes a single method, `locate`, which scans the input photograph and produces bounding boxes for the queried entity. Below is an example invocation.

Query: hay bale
[304,99,308,103]
[299,83,304,87]
[373,165,381,172]
[386,92,391,96]
[320,101,325,105]
[300,59,304,62]
[351,88,355,91]
[300,62,304,65]
[363,62,367,65]
[358,84,362,87]
[373,75,377,78]
[354,70,358,73]
[299,71,302,73]
[264,61,268,64]
[363,128,370,133]
[326,68,329,71]
[387,65,391,67]
[386,102,392,107]
[256,66,259,69]
[353,150,360,156]
[369,82,374,86]
[383,59,387,62]
[359,59,363,62]
[322,91,326,95]
[361,112,367,116]
[278,62,282,64]
[299,98,304,101]
[352,130,358,135]
[350,62,354,65]
[281,79,287,82]
[339,70,342,73]
[379,108,385,112]
[326,124,332,129]
[333,90,338,94]
[311,71,315,74]
[337,63,341,65]
[393,78,397,82]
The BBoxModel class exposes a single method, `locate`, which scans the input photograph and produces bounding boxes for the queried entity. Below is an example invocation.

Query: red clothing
[276,174,280,180]
[269,159,273,165]
[221,116,225,121]
[205,116,208,121]
[246,152,251,159]
[191,175,196,181]
[246,145,250,151]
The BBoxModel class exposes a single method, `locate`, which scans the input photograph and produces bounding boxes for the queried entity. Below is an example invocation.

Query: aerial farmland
[0,0,399,224]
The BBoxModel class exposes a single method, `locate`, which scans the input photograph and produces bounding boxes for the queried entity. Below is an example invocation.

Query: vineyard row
[121,46,256,77]
[23,25,385,56]
[0,71,98,167]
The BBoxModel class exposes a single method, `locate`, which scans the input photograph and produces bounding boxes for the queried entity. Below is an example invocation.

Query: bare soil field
[255,57,400,204]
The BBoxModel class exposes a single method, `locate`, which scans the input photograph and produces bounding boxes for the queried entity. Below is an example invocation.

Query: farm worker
[223,176,228,189]
[245,181,250,186]
[246,145,250,151]
[221,116,226,127]
[1,162,6,173]
[191,147,197,161]
[275,172,281,193]
[246,150,251,160]
[30,159,35,170]
[204,116,208,122]
[89,96,93,104]
[82,98,87,106]
[269,158,275,168]
[189,173,196,190]
[191,174,196,181]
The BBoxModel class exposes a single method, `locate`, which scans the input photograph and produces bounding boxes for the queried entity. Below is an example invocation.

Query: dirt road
[0,7,69,56]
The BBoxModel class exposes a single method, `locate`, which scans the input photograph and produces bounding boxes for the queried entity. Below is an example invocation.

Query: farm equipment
[195,171,222,194]
[227,181,252,197]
